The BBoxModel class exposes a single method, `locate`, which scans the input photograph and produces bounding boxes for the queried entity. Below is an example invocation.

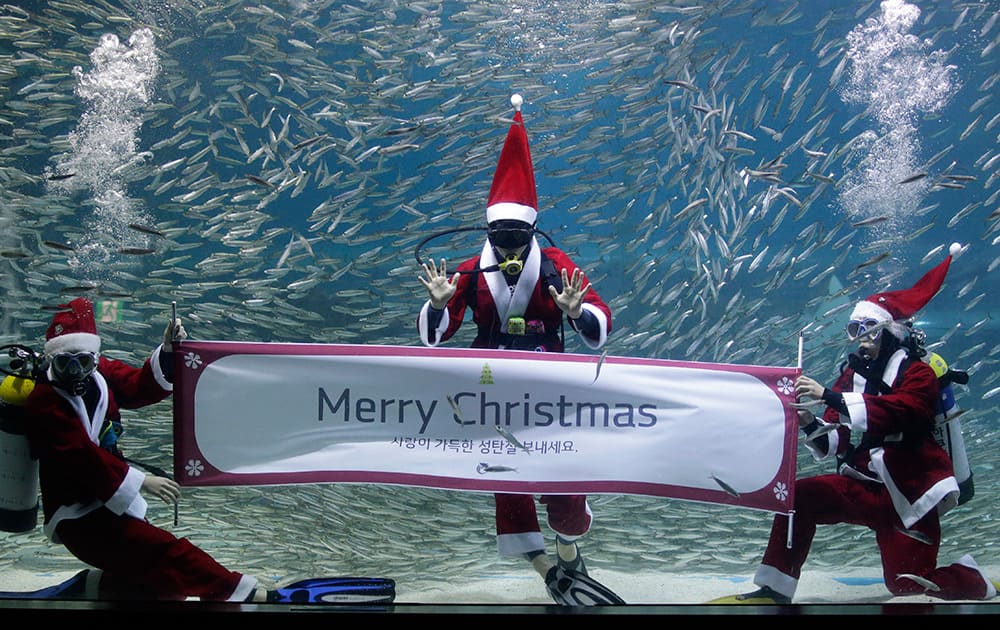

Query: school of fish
[0,0,997,603]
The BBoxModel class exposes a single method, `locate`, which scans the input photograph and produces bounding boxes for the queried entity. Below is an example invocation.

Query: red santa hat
[44,297,101,355]
[486,94,538,226]
[850,242,963,339]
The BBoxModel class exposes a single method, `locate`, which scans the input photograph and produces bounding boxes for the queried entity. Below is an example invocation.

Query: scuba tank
[0,344,43,532]
[926,352,974,512]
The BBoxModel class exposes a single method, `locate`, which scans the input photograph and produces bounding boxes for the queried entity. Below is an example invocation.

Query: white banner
[174,341,799,512]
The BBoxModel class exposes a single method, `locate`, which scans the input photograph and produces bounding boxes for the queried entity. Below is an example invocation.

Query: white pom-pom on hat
[510,93,523,111]
[949,242,964,260]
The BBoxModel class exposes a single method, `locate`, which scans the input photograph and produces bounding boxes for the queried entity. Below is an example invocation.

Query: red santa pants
[55,507,248,601]
[758,473,991,600]
[494,493,592,556]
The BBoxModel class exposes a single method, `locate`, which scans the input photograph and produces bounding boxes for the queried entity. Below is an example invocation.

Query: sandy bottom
[3,564,998,609]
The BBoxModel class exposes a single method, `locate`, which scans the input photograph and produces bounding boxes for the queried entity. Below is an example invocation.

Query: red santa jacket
[803,347,960,527]
[418,243,611,351]
[24,350,173,542]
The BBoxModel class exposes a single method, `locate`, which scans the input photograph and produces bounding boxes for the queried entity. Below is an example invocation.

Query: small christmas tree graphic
[480,363,494,385]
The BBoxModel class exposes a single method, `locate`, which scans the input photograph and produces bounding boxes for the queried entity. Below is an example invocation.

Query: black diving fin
[545,566,626,606]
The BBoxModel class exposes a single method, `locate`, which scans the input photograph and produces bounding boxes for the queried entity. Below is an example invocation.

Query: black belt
[497,331,559,351]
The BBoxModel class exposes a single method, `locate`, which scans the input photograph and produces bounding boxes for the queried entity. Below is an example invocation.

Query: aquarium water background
[0,0,997,603]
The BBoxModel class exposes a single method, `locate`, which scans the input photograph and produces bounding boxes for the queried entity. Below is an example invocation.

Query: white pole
[787,329,805,549]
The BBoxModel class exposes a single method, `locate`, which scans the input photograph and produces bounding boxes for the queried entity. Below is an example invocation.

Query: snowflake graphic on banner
[184,352,202,369]
[184,459,204,478]
[772,481,789,501]
[777,376,794,395]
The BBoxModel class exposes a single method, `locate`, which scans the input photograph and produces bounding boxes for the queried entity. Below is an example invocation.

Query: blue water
[0,0,997,605]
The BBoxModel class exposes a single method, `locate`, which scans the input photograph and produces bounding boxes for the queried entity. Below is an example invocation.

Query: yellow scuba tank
[0,373,39,532]
[926,352,974,512]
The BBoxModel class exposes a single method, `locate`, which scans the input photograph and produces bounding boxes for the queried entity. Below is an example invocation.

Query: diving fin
[545,566,625,606]
[268,576,396,604]
[0,569,92,600]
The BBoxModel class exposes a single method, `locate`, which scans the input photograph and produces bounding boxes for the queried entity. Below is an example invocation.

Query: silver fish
[788,399,826,409]
[850,215,890,228]
[494,424,531,455]
[445,394,465,422]
[898,171,928,184]
[896,573,940,591]
[43,240,76,251]
[710,475,741,499]
[804,423,839,440]
[894,527,933,546]
[476,463,518,474]
[852,251,890,271]
[127,223,165,237]
[593,348,608,383]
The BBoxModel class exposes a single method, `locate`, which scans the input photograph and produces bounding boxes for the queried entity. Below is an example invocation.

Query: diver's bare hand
[549,267,591,320]
[163,318,187,353]
[794,375,824,401]
[419,258,459,310]
[142,475,181,505]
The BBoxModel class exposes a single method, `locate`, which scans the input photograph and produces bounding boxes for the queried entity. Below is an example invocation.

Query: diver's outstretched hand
[419,258,459,310]
[549,267,591,320]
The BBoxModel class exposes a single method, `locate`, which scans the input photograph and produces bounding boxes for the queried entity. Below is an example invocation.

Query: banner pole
[786,510,795,549]
[787,328,805,549]
[797,328,804,370]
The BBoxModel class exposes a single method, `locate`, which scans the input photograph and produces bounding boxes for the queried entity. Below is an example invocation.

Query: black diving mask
[51,351,97,395]
[487,222,534,250]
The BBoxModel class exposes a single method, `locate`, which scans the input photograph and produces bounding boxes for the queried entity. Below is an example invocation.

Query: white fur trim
[803,423,840,461]
[228,574,259,602]
[150,345,173,392]
[850,300,891,323]
[955,554,996,599]
[842,391,867,430]
[754,562,797,600]
[576,302,609,350]
[418,300,449,347]
[44,332,100,355]
[44,500,101,542]
[850,300,906,339]
[876,447,959,528]
[497,531,546,557]
[486,201,537,225]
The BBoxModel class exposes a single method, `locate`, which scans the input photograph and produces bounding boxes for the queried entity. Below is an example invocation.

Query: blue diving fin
[268,576,396,604]
[545,566,625,606]
[0,569,91,600]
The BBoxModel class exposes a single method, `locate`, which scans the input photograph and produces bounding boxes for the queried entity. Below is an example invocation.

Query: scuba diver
[711,243,997,605]
[4,297,394,603]
[416,94,618,606]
